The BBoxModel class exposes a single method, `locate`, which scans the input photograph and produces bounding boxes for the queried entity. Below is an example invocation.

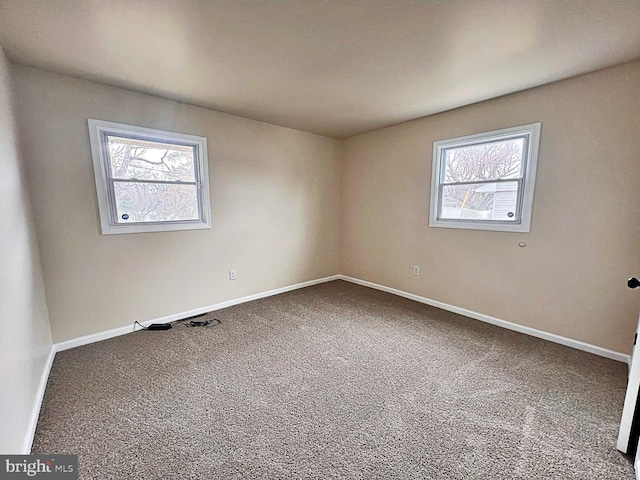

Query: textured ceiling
[1,0,639,138]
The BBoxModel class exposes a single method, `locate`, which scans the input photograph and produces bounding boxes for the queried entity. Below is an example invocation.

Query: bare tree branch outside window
[107,136,199,222]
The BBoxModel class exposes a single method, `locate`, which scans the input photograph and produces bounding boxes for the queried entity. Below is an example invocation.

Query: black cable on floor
[181,318,222,327]
[134,317,221,331]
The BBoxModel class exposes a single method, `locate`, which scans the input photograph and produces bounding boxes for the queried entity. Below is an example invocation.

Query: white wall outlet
[229,269,237,280]
[413,266,420,276]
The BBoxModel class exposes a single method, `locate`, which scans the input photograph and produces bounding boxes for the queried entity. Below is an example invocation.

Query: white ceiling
[1,1,639,138]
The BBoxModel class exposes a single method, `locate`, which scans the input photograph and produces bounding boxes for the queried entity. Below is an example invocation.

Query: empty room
[2,1,640,478]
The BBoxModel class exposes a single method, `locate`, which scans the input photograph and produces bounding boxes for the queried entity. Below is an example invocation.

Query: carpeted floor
[33,280,634,479]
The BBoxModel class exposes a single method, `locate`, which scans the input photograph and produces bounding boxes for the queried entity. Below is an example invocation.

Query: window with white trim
[88,119,211,235]
[429,122,541,233]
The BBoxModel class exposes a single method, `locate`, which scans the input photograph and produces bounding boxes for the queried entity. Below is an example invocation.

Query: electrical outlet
[413,266,420,276]
[229,269,237,280]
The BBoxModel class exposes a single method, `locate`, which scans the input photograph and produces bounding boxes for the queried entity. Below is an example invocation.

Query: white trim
[635,454,639,480]
[338,275,629,364]
[429,122,541,233]
[54,273,629,361]
[87,118,211,235]
[55,275,340,352]
[21,345,56,454]
[618,314,640,453]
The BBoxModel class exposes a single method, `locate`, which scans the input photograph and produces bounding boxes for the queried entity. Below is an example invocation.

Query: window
[429,122,541,233]
[88,119,211,234]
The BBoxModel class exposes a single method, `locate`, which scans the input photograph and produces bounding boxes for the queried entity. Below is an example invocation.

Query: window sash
[437,178,524,223]
[109,178,197,186]
[101,131,202,182]
[101,132,205,226]
[108,179,203,226]
[437,139,528,224]
[439,177,523,187]
[439,134,529,186]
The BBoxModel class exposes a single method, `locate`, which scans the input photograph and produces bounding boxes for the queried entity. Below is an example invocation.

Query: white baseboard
[55,272,630,362]
[21,344,56,454]
[338,275,629,364]
[55,275,340,352]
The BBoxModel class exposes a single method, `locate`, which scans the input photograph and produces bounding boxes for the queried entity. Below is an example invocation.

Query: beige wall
[13,66,341,343]
[9,60,640,356]
[341,61,640,355]
[0,50,52,453]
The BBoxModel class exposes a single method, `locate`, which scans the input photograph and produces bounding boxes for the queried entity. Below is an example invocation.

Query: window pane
[443,137,524,183]
[440,181,519,221]
[113,182,200,223]
[107,135,196,182]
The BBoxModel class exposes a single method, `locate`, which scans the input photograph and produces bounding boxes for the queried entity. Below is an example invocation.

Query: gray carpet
[33,280,634,479]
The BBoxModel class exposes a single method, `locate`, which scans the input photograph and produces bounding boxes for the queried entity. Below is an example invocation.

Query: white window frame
[429,122,541,233]
[88,119,211,235]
